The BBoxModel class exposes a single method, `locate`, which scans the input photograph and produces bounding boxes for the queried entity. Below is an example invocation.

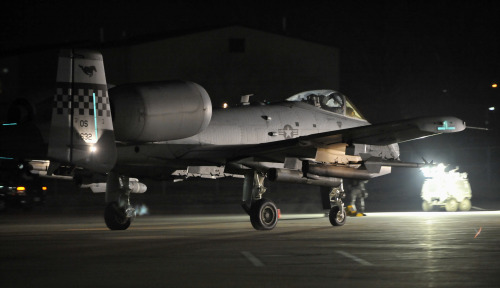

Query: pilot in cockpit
[288,90,364,119]
[321,93,344,114]
[306,92,344,114]
[307,94,321,107]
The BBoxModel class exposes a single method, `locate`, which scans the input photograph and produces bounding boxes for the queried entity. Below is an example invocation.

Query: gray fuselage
[114,101,370,175]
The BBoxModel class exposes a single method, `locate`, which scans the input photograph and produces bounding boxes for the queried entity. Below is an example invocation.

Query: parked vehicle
[0,182,47,211]
[420,164,472,212]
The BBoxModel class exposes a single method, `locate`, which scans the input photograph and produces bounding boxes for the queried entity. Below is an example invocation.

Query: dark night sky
[2,0,500,125]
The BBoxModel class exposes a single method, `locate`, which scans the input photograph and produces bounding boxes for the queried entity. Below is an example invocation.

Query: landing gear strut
[104,172,136,230]
[242,171,278,230]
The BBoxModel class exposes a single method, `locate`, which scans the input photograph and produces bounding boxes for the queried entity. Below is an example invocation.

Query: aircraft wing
[304,116,466,146]
[176,116,466,164]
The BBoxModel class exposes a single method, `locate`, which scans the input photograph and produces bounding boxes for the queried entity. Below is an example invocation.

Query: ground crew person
[349,180,369,216]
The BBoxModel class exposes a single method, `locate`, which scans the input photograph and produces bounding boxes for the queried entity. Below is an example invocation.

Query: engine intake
[110,80,212,142]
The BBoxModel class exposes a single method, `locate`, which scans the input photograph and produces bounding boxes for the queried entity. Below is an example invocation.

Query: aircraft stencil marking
[79,65,97,77]
[53,87,110,117]
[53,90,71,115]
[92,92,98,142]
[278,124,299,139]
[437,120,456,131]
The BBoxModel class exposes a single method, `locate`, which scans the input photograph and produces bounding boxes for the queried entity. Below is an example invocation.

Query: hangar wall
[0,26,339,115]
[101,26,339,106]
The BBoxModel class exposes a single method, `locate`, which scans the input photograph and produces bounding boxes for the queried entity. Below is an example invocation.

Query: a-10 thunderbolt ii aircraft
[0,49,466,230]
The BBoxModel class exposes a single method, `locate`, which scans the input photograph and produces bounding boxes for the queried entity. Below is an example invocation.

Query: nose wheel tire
[104,201,131,230]
[250,198,278,230]
[329,205,346,226]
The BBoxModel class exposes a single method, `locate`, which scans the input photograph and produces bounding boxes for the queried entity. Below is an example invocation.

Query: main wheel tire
[459,199,472,211]
[445,198,458,212]
[249,198,278,231]
[422,201,432,212]
[329,205,346,226]
[104,201,131,230]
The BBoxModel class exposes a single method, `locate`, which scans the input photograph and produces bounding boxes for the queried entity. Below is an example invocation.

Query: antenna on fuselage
[240,94,253,105]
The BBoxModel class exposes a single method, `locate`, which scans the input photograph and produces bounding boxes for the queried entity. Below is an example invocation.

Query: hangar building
[0,25,340,111]
[101,25,339,106]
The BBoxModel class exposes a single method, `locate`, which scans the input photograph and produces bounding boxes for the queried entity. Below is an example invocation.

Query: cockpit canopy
[286,90,365,120]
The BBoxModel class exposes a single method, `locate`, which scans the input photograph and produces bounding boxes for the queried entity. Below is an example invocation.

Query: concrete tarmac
[1,211,499,288]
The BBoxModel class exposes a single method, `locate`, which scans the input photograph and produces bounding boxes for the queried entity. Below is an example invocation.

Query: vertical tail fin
[48,49,116,173]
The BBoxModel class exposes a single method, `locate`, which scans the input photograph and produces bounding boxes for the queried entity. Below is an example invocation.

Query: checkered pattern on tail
[53,84,111,117]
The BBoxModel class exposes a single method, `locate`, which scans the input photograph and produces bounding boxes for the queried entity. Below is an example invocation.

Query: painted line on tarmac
[65,228,109,231]
[336,250,373,266]
[241,251,265,267]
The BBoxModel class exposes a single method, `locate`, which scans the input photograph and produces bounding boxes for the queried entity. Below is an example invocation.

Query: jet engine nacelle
[110,80,212,142]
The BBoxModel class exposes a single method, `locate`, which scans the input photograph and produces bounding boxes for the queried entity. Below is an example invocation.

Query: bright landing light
[489,107,495,111]
[90,146,97,153]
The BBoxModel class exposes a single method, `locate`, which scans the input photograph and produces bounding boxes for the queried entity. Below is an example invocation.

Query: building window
[228,38,245,53]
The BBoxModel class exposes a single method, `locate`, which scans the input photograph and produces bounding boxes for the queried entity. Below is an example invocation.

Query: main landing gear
[104,172,136,230]
[241,171,348,230]
[327,185,347,226]
[242,171,279,230]
[321,184,347,226]
[104,201,132,230]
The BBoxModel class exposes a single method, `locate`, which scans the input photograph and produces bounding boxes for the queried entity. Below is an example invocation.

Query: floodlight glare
[420,163,446,179]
